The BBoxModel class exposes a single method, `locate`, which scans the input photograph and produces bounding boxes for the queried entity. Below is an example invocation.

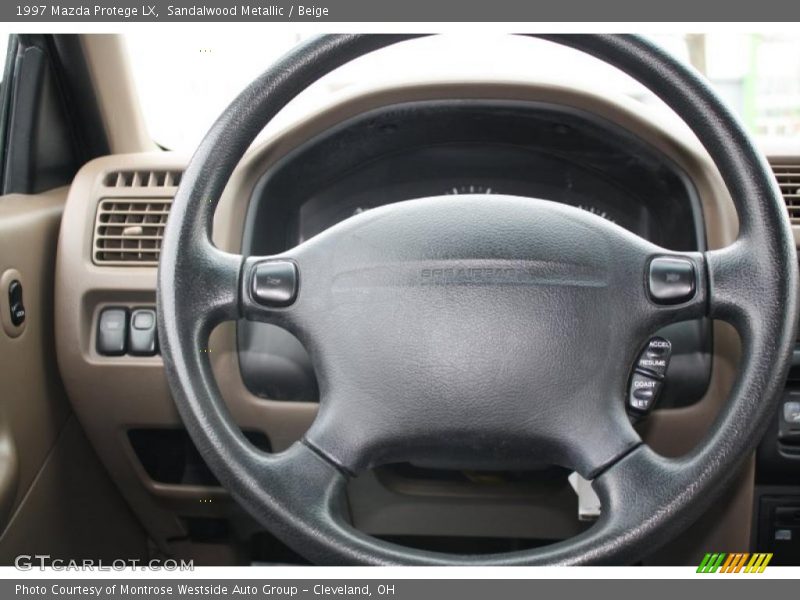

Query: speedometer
[445,184,498,195]
[577,204,616,224]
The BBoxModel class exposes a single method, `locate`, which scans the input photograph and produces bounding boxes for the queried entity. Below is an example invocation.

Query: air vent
[103,169,182,189]
[93,198,172,265]
[774,163,800,224]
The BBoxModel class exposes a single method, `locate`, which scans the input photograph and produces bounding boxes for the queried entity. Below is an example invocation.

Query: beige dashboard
[54,78,770,564]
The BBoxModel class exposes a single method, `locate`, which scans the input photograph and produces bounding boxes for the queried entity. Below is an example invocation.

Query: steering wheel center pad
[246,195,691,477]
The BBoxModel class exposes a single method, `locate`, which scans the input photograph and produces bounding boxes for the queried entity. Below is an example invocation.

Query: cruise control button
[628,372,663,413]
[636,336,672,379]
[648,257,696,304]
[251,261,297,307]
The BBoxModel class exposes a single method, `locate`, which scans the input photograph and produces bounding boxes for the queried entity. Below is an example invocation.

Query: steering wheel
[157,35,798,565]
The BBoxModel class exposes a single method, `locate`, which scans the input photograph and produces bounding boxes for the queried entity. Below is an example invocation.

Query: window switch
[128,308,157,356]
[97,308,127,356]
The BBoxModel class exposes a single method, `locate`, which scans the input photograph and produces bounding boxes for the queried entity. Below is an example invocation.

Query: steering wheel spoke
[158,238,242,341]
[706,241,771,329]
[256,443,353,535]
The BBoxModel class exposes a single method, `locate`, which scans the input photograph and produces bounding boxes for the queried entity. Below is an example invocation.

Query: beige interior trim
[0,417,148,563]
[0,188,70,516]
[55,153,191,550]
[0,185,147,563]
[79,35,157,154]
[0,418,19,532]
[213,77,737,251]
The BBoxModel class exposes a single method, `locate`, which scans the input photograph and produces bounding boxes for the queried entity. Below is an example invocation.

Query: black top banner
[4,0,800,22]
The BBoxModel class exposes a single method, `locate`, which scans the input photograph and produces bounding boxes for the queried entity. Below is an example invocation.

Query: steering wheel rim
[157,34,799,565]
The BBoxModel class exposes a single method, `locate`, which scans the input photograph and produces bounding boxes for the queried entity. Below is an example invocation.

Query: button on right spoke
[628,337,672,415]
[648,256,696,305]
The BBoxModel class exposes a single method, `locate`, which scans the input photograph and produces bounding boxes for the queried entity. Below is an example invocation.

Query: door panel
[0,187,148,561]
[0,188,69,517]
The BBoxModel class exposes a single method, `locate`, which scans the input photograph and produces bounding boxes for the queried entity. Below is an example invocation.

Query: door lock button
[648,257,696,304]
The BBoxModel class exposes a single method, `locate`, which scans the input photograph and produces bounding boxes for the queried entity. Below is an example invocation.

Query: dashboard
[239,99,710,405]
[54,79,757,561]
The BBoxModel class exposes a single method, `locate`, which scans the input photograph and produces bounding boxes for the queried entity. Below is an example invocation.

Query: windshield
[125,33,800,153]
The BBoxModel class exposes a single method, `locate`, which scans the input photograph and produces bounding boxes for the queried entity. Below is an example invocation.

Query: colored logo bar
[697,553,773,573]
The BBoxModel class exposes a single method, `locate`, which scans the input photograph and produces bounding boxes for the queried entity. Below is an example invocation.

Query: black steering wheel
[157,34,798,565]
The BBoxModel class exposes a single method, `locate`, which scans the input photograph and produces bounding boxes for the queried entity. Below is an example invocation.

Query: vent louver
[93,169,183,265]
[93,199,172,265]
[773,163,800,225]
[103,169,182,188]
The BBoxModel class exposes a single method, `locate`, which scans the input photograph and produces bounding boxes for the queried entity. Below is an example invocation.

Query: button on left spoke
[251,260,298,307]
